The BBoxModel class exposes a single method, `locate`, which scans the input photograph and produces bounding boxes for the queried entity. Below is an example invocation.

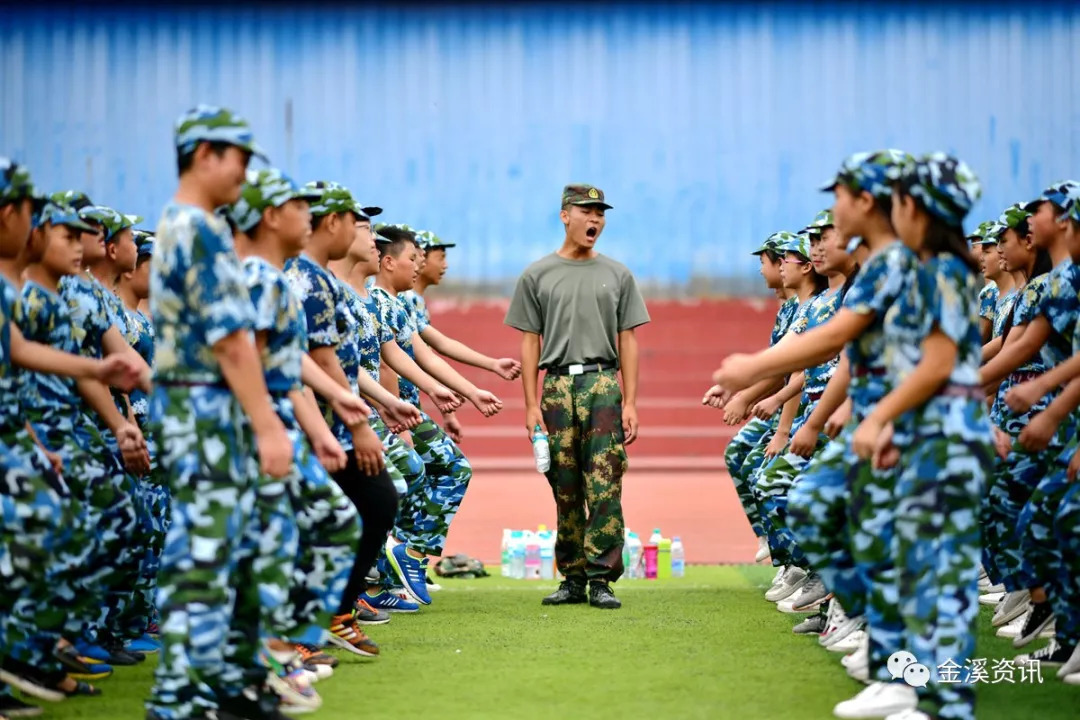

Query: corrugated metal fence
[2,1,1078,292]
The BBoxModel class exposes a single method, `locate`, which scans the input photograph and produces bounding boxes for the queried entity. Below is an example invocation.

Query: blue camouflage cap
[50,190,94,211]
[821,149,913,201]
[304,181,368,218]
[79,206,143,242]
[1023,180,1080,213]
[231,168,321,233]
[768,231,808,258]
[36,201,96,233]
[0,157,39,206]
[751,234,782,256]
[802,209,834,235]
[1059,184,1080,224]
[998,203,1031,231]
[983,222,1007,244]
[897,152,981,226]
[174,104,267,161]
[134,229,155,258]
[374,223,419,245]
[415,229,456,251]
[967,220,997,244]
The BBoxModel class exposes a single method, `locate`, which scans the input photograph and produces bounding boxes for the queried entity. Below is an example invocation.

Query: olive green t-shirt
[504,253,650,370]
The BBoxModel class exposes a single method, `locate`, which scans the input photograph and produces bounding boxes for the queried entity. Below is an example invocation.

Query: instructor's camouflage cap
[79,206,143,242]
[36,202,96,233]
[1059,184,1080,224]
[174,104,267,161]
[821,149,912,201]
[896,153,981,226]
[1023,180,1080,213]
[998,203,1032,231]
[231,169,321,233]
[0,158,38,205]
[802,209,834,235]
[561,184,612,210]
[50,190,94,211]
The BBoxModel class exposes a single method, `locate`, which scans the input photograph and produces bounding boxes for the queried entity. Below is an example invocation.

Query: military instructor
[504,184,650,610]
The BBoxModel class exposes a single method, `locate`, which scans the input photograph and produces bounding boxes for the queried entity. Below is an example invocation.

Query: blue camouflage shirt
[1009,273,1052,376]
[842,241,921,416]
[1035,260,1080,366]
[0,275,21,436]
[18,280,82,426]
[400,289,431,333]
[796,290,842,396]
[61,272,123,359]
[770,296,799,346]
[993,289,1019,339]
[123,306,155,422]
[350,285,390,384]
[150,202,255,384]
[244,257,307,394]
[369,285,421,408]
[978,283,999,325]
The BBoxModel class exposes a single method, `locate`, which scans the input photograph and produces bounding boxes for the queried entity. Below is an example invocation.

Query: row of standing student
[709,150,1080,720]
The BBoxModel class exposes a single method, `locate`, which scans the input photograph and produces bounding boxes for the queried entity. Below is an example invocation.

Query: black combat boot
[589,582,622,610]
[541,578,587,605]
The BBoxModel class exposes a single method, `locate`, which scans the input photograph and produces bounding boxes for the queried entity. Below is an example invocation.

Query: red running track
[424,298,779,565]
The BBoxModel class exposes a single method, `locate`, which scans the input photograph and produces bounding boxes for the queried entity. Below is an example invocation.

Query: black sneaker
[1016,639,1074,667]
[1014,602,1055,648]
[219,689,294,720]
[588,582,622,610]
[0,695,43,718]
[793,612,828,635]
[541,579,587,606]
[100,636,145,665]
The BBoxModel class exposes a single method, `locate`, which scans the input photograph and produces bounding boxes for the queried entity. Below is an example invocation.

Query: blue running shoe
[126,634,161,654]
[387,543,432,605]
[360,589,419,613]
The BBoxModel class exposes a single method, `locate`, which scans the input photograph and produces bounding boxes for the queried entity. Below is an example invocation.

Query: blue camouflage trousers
[1054,479,1080,646]
[274,399,361,643]
[753,405,825,570]
[0,438,67,684]
[394,412,472,557]
[895,427,988,720]
[725,416,775,538]
[372,414,425,583]
[147,386,264,720]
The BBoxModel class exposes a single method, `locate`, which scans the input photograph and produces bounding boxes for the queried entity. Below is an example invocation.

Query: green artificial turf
[36,565,1075,719]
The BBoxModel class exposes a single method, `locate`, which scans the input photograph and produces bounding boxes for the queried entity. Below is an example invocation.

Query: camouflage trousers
[276,400,361,643]
[372,414,425,581]
[1017,438,1077,646]
[1053,480,1080,646]
[724,416,775,538]
[0,436,67,680]
[541,370,627,582]
[895,430,988,720]
[753,402,825,570]
[147,386,264,720]
[394,412,471,557]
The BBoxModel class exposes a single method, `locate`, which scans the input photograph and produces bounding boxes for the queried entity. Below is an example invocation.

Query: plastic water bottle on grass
[525,533,542,580]
[510,530,526,579]
[626,532,643,579]
[671,537,685,578]
[501,529,511,577]
[538,525,555,580]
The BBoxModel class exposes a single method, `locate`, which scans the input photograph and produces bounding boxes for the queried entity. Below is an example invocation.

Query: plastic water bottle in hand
[532,425,551,473]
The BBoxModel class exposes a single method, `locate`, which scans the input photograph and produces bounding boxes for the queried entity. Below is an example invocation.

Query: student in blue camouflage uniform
[976,260,999,343]
[117,229,170,644]
[755,219,853,612]
[371,224,504,606]
[284,181,403,654]
[980,184,1079,655]
[851,153,991,720]
[707,233,798,560]
[145,105,296,720]
[231,169,369,657]
[715,150,922,714]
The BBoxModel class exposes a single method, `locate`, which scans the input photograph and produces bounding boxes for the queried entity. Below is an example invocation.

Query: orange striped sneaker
[294,643,339,668]
[327,613,380,657]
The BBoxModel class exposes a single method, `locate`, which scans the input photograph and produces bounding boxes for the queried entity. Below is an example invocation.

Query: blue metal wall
[2,2,1078,291]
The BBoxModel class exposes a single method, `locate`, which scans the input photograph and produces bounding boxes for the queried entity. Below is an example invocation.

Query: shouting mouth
[585,227,598,239]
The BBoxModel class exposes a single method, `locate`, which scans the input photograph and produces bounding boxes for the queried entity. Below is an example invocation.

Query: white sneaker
[885,710,932,720]
[1057,642,1080,679]
[824,614,865,649]
[996,613,1026,639]
[979,591,1006,606]
[1065,671,1080,685]
[977,565,990,589]
[830,628,867,654]
[766,566,808,602]
[306,665,332,681]
[820,601,849,646]
[764,566,789,600]
[841,633,870,669]
[833,682,917,719]
[427,580,443,593]
[755,536,771,563]
[992,589,1031,626]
